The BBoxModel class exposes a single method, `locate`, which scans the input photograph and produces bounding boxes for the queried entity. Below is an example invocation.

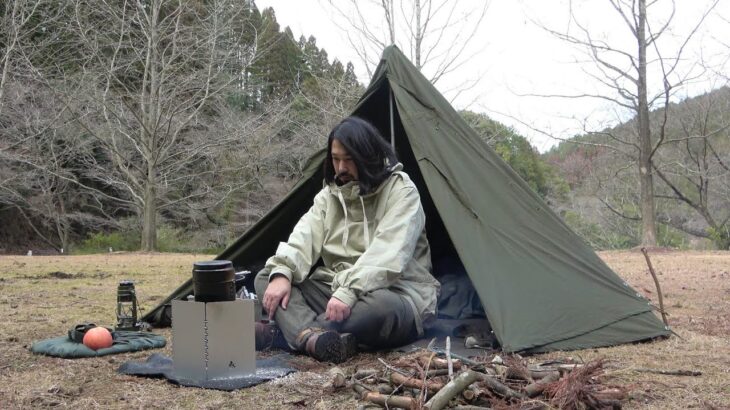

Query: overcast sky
[256,0,729,152]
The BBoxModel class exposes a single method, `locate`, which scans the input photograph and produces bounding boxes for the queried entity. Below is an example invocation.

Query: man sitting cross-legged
[254,116,440,363]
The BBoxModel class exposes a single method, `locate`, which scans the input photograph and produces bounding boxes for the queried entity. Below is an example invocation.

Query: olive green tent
[144,46,670,353]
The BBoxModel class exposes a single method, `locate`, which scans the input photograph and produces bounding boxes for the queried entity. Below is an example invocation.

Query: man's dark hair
[324,116,398,195]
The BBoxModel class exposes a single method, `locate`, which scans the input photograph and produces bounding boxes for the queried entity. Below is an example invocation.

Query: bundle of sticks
[344,346,627,410]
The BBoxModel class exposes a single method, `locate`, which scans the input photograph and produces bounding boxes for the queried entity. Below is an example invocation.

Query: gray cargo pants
[254,269,418,350]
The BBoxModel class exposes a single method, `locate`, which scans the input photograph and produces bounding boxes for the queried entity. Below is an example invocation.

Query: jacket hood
[325,162,404,199]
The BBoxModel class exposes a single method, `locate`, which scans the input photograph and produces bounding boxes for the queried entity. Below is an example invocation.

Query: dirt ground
[0,251,728,409]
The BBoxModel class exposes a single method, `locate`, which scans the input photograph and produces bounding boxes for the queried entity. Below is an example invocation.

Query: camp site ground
[0,250,728,409]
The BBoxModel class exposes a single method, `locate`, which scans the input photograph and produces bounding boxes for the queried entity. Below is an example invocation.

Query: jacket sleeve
[264,190,327,284]
[331,182,425,307]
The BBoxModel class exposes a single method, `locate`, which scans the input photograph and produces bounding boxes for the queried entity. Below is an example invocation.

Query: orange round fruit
[83,327,113,350]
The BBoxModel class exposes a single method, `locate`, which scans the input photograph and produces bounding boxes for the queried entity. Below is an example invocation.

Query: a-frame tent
[144,46,670,353]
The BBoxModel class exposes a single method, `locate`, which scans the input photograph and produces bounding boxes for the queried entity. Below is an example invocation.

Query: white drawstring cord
[337,191,350,255]
[360,196,370,247]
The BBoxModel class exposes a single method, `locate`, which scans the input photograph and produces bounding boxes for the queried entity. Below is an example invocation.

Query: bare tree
[323,0,488,87]
[0,77,112,252]
[652,87,730,249]
[52,0,268,251]
[1,0,42,114]
[0,0,100,252]
[537,0,719,246]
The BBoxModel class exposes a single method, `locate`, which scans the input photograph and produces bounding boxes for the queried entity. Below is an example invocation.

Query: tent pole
[389,86,395,148]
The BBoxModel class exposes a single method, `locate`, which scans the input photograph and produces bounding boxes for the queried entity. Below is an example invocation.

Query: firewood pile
[338,347,628,410]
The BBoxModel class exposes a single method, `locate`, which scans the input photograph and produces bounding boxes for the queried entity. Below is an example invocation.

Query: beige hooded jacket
[264,164,440,334]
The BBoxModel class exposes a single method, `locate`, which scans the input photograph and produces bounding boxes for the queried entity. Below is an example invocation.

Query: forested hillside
[0,1,361,253]
[0,0,565,255]
[2,0,727,254]
[545,87,730,250]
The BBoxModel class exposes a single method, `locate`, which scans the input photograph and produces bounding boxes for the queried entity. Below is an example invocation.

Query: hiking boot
[254,321,288,351]
[296,328,358,363]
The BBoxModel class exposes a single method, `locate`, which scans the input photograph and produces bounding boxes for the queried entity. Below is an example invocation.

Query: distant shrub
[156,226,226,253]
[74,223,228,255]
[75,231,139,254]
[562,210,638,250]
[657,224,689,250]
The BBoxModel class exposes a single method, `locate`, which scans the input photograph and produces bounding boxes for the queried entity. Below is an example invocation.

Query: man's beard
[335,172,354,185]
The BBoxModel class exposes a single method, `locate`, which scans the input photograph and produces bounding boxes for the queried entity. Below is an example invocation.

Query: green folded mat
[31,331,166,358]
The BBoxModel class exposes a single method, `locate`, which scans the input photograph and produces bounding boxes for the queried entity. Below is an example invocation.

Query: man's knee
[344,290,417,346]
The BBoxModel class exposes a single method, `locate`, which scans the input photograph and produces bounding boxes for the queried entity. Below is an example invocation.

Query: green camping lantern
[116,280,139,331]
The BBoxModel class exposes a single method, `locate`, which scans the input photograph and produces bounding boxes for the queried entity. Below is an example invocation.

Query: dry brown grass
[0,250,728,409]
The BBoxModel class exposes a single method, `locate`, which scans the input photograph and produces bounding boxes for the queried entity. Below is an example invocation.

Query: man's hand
[325,297,351,322]
[263,276,291,320]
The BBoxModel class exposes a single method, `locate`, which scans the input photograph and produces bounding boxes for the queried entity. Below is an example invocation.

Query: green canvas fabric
[31,331,166,358]
[144,46,670,352]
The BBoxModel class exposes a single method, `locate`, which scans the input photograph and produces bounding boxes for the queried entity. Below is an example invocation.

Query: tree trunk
[140,0,159,252]
[415,0,421,68]
[0,0,21,115]
[141,180,157,251]
[637,0,657,246]
[55,191,69,253]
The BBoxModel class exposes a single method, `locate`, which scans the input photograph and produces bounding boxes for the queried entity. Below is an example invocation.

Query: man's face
[331,139,358,184]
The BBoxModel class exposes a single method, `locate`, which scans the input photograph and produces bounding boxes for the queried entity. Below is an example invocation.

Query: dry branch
[446,336,454,381]
[418,355,463,370]
[428,346,487,370]
[634,368,701,376]
[424,370,481,410]
[641,247,669,325]
[531,363,585,374]
[378,357,412,376]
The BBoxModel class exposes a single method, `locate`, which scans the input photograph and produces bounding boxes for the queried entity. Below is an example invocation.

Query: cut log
[327,366,346,389]
[427,369,451,377]
[524,371,561,397]
[530,369,561,380]
[592,387,628,401]
[353,368,379,380]
[362,391,418,410]
[391,372,444,392]
[461,387,476,401]
[474,371,526,400]
[352,383,371,398]
[376,383,394,395]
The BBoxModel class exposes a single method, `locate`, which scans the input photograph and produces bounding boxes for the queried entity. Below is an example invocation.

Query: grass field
[0,251,728,409]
